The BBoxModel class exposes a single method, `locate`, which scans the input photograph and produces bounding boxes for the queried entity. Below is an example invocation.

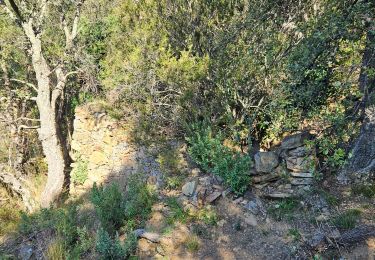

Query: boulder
[254,151,279,173]
[181,181,197,196]
[281,132,312,150]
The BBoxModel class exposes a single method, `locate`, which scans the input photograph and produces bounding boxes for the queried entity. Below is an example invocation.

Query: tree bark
[339,20,375,183]
[22,22,67,207]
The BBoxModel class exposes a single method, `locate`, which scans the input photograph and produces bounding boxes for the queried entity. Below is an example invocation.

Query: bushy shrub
[186,123,251,194]
[90,183,126,235]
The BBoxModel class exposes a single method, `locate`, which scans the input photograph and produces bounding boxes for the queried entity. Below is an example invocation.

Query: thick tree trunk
[22,23,67,207]
[339,22,375,183]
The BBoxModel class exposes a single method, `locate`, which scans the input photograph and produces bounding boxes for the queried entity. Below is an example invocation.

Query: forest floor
[136,166,375,260]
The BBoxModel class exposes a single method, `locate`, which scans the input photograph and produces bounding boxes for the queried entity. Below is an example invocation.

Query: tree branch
[10,78,38,92]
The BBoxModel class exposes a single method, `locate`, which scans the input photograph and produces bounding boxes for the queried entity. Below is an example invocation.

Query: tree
[0,0,84,207]
[340,8,375,183]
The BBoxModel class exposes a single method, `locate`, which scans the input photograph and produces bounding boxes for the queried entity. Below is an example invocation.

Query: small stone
[213,175,224,185]
[291,178,313,185]
[182,181,197,197]
[217,219,226,227]
[315,214,330,222]
[281,132,312,150]
[191,168,201,176]
[212,184,223,190]
[222,188,232,197]
[266,192,292,199]
[206,191,222,203]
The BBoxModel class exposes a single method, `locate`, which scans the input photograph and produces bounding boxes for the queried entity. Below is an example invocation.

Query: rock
[205,191,221,203]
[286,155,315,172]
[217,219,226,227]
[181,181,197,196]
[291,178,313,185]
[199,176,212,187]
[134,229,161,243]
[315,214,330,222]
[266,192,292,199]
[18,244,33,260]
[191,168,201,176]
[290,172,313,178]
[281,132,312,150]
[254,151,279,173]
[244,213,258,226]
[289,146,313,157]
[233,197,243,204]
[244,200,259,215]
[213,175,224,185]
[222,188,232,197]
[252,173,279,183]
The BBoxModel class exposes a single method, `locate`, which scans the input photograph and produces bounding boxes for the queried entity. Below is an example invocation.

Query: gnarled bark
[339,20,375,183]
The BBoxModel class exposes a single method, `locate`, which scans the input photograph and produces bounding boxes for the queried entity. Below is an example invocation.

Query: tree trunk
[0,165,34,211]
[22,23,67,207]
[339,22,375,183]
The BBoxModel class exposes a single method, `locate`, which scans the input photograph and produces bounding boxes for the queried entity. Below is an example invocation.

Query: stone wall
[252,132,317,198]
[69,104,162,196]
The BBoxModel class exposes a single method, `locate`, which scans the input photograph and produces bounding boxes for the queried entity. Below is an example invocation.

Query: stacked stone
[251,132,316,197]
[69,104,163,196]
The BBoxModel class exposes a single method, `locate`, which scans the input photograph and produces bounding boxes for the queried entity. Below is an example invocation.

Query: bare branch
[10,78,38,92]
[18,125,40,132]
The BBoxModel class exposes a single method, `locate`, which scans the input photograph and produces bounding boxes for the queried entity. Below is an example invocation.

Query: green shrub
[96,228,137,260]
[186,123,251,194]
[268,198,299,221]
[165,197,190,225]
[90,183,126,235]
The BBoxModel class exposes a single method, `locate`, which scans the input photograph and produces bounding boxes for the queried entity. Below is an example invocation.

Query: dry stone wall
[69,104,162,196]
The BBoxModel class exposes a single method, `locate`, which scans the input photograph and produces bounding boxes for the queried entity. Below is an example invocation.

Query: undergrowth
[186,123,251,194]
[10,174,155,259]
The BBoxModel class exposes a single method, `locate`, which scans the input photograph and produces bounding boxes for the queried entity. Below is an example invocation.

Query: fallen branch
[337,225,375,246]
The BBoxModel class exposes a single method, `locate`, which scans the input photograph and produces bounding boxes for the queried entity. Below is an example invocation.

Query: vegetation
[0,0,374,258]
[268,198,300,221]
[332,209,362,230]
[187,123,251,194]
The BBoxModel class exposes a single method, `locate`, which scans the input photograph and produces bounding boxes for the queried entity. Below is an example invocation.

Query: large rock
[181,180,197,196]
[281,132,312,150]
[254,151,279,173]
